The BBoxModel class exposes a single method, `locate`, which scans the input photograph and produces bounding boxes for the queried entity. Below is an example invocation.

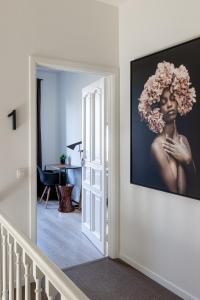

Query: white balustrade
[0,211,88,300]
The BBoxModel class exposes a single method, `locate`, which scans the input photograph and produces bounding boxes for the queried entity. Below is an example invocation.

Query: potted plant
[60,153,67,164]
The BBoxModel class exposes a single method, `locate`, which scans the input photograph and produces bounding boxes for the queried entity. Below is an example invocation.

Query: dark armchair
[37,166,60,208]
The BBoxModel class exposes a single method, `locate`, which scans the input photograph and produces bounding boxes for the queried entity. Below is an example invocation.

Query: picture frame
[130,37,200,201]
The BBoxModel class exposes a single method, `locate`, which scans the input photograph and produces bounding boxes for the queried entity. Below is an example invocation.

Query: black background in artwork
[130,38,200,200]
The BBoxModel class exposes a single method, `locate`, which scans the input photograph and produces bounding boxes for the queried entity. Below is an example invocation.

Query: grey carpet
[63,258,182,300]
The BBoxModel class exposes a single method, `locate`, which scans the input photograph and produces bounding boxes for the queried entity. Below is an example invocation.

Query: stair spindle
[0,228,2,298]
[23,251,31,300]
[7,234,14,300]
[14,242,22,300]
[33,264,43,300]
[45,279,58,300]
[1,226,8,300]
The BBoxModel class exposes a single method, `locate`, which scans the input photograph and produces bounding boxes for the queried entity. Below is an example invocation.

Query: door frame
[28,55,119,258]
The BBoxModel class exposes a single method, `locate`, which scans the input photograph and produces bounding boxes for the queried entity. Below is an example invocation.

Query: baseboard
[119,253,198,300]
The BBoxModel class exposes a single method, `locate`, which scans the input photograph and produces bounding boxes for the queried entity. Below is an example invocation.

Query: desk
[45,164,81,185]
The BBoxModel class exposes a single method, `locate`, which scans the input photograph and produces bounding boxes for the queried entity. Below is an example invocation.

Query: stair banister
[0,210,88,300]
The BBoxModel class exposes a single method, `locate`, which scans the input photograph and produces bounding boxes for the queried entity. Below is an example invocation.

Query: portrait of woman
[138,62,196,194]
[131,38,200,200]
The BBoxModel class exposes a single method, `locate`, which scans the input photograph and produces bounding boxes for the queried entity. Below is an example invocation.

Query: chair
[37,166,60,208]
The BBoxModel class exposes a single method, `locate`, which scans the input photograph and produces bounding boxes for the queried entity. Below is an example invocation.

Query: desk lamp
[67,141,82,157]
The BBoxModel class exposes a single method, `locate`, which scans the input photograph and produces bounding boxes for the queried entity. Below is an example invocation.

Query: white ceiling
[96,0,127,7]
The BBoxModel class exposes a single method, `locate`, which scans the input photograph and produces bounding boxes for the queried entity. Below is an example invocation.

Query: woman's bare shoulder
[179,134,189,143]
[151,136,165,152]
[151,137,167,165]
[179,134,191,150]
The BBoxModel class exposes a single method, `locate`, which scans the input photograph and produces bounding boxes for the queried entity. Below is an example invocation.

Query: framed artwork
[130,37,200,200]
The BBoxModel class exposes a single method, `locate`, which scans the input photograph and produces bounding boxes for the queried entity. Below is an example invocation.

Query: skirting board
[119,253,198,300]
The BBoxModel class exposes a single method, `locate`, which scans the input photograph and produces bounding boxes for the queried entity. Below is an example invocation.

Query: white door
[82,78,107,255]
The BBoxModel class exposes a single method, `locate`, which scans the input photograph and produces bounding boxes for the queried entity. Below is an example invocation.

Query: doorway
[30,56,118,270]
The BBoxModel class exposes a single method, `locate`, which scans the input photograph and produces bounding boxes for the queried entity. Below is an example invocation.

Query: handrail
[0,210,88,300]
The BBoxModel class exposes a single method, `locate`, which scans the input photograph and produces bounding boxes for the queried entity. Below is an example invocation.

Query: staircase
[0,211,88,300]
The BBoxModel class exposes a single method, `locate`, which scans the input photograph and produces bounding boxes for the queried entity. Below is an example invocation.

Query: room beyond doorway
[36,65,108,269]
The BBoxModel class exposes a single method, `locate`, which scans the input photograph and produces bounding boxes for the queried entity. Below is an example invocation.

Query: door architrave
[29,55,120,258]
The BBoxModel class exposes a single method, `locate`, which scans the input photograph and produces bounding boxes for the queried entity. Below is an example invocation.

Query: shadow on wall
[16,103,27,129]
[0,175,27,202]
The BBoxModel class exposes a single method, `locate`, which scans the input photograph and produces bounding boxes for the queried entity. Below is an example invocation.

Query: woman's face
[160,88,178,123]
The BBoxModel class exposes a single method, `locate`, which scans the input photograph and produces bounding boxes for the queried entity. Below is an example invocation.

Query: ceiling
[95,0,127,6]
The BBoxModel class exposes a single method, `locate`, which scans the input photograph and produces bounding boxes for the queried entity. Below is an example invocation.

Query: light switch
[16,168,26,180]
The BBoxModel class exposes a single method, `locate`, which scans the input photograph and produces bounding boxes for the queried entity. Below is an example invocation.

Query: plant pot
[60,159,65,164]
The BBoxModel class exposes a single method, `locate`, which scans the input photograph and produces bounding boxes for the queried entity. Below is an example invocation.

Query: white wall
[37,69,60,169]
[0,0,118,234]
[58,71,101,166]
[119,1,200,299]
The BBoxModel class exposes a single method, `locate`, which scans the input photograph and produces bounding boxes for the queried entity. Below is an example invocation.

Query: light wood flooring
[37,201,103,269]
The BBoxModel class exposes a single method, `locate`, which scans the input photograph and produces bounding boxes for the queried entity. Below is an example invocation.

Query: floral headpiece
[138,61,196,133]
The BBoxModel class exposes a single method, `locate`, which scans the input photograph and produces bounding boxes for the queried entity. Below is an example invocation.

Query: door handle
[81,158,85,167]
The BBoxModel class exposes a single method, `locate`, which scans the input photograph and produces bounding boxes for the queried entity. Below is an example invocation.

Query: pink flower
[138,61,196,133]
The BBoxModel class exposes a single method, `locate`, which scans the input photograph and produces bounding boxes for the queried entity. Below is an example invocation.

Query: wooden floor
[37,201,103,269]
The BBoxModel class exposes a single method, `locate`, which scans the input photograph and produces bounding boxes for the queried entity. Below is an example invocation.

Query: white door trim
[28,55,120,258]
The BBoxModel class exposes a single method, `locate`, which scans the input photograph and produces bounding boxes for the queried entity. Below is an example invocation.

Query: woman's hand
[162,136,192,165]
